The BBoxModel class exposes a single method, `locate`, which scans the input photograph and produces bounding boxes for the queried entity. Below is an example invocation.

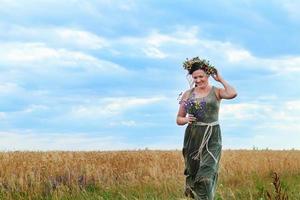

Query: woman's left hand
[212,71,223,82]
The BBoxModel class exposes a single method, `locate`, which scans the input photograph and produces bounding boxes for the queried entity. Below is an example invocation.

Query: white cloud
[82,0,137,12]
[2,42,60,63]
[54,28,108,49]
[282,0,300,21]
[221,100,300,123]
[0,82,22,94]
[264,56,300,73]
[220,102,268,120]
[0,0,20,10]
[0,112,6,119]
[2,25,108,50]
[285,100,300,110]
[140,27,254,63]
[226,48,253,62]
[145,27,199,47]
[116,26,300,74]
[117,26,200,59]
[4,24,299,75]
[142,47,168,59]
[0,42,127,73]
[23,104,49,113]
[221,100,300,149]
[109,120,137,127]
[69,96,167,119]
[0,131,134,151]
[118,0,136,11]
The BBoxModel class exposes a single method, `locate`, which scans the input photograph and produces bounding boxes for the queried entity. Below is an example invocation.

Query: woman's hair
[188,62,205,75]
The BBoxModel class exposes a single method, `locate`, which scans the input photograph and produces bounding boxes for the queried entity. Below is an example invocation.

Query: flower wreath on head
[183,56,217,76]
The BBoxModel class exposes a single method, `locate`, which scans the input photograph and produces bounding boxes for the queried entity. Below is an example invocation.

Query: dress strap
[187,87,195,99]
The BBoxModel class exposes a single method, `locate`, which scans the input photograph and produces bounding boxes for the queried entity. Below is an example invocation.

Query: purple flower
[181,98,206,120]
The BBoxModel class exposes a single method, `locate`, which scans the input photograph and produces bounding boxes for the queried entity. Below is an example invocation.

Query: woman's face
[192,69,209,89]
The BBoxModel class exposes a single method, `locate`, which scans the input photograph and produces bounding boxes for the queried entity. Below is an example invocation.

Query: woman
[176,57,237,200]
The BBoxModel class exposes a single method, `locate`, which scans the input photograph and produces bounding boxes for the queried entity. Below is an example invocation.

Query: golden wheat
[0,150,299,199]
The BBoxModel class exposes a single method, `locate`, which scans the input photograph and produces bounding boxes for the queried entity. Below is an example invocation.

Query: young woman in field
[176,57,237,200]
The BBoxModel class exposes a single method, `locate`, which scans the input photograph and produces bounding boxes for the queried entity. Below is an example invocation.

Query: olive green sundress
[181,86,222,200]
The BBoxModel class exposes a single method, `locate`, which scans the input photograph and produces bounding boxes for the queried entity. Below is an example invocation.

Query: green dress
[181,86,222,200]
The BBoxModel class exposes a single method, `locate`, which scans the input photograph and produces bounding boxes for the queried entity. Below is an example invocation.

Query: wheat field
[0,150,299,199]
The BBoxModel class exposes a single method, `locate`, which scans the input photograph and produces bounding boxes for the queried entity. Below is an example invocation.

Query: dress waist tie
[190,121,219,163]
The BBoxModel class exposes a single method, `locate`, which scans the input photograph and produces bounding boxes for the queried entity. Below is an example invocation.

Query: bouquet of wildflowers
[180,98,206,120]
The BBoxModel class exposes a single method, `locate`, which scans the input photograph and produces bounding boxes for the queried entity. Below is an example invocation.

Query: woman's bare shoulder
[181,88,193,100]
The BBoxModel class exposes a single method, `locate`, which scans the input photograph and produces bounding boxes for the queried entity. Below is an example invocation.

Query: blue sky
[0,0,300,150]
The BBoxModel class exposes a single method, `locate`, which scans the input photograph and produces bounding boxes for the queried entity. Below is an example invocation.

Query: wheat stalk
[266,172,289,200]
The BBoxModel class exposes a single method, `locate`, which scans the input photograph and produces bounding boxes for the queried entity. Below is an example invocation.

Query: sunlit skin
[176,69,237,125]
[192,69,209,92]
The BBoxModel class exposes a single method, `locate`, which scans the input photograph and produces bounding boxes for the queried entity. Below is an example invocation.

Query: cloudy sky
[0,0,299,150]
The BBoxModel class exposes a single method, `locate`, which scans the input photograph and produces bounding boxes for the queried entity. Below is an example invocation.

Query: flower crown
[183,57,217,75]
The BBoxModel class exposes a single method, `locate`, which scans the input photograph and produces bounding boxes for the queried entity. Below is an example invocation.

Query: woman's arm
[212,71,237,100]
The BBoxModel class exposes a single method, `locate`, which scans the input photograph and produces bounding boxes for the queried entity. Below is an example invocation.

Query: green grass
[0,174,300,200]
